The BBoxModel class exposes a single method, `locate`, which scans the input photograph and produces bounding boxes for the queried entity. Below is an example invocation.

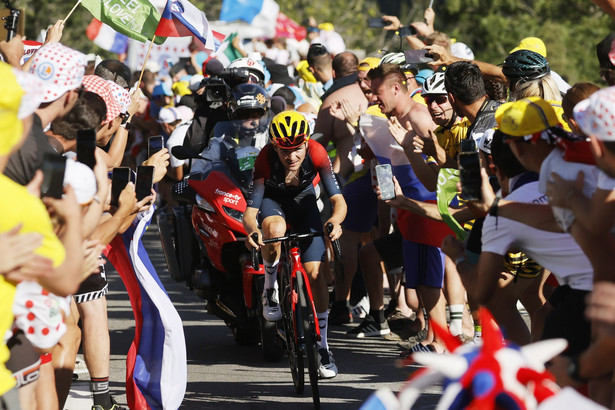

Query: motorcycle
[158,118,284,362]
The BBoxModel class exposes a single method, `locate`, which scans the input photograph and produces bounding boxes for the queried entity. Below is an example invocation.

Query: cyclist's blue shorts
[402,238,445,289]
[341,170,378,233]
[258,187,326,263]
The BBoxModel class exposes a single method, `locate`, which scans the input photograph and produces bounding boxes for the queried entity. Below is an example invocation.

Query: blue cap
[415,69,434,85]
[152,82,173,97]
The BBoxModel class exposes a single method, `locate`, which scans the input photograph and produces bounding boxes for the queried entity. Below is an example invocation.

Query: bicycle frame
[285,240,321,344]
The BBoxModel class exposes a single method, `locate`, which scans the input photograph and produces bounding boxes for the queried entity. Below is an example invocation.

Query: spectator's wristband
[567,355,588,383]
[488,197,500,217]
[120,121,132,130]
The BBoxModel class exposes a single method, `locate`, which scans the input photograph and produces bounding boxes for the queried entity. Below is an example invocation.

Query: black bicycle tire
[280,261,304,394]
[296,272,320,408]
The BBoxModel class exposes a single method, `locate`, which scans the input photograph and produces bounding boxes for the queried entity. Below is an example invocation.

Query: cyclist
[244,111,347,378]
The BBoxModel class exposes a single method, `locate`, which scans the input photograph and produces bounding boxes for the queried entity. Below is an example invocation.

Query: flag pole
[64,0,82,23]
[137,34,157,87]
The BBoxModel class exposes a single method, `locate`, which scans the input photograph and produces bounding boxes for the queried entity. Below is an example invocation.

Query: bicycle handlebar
[325,222,342,259]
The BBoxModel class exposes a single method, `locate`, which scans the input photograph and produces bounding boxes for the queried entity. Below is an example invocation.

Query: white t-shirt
[167,121,192,169]
[597,170,615,190]
[538,148,600,232]
[482,179,593,291]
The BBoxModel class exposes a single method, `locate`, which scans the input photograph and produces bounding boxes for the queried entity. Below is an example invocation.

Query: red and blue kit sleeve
[308,139,341,197]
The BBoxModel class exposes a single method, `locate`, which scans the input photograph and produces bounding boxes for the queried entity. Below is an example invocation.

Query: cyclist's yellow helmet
[269,111,310,149]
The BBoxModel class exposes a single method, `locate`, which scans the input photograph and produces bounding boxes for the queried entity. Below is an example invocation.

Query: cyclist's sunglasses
[424,95,448,105]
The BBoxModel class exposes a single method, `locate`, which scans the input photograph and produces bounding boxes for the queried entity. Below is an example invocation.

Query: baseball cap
[510,37,547,58]
[0,62,24,155]
[64,158,97,205]
[358,57,380,72]
[573,86,615,141]
[107,80,131,113]
[451,42,475,60]
[477,129,495,154]
[415,69,434,85]
[176,105,194,122]
[495,97,560,137]
[28,42,87,103]
[152,82,173,97]
[82,75,121,124]
[188,74,204,92]
[157,106,181,124]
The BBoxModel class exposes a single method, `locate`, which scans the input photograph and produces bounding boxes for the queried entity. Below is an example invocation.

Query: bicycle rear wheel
[280,262,304,394]
[296,272,320,408]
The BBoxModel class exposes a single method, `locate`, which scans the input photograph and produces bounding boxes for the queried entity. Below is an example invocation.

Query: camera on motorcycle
[172,145,204,161]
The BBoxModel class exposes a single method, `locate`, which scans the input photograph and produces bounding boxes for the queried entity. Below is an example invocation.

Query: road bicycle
[251,223,341,409]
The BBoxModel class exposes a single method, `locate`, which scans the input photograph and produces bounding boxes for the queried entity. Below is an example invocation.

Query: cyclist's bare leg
[261,215,285,265]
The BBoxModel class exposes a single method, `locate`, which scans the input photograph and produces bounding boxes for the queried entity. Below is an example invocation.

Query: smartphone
[399,25,418,36]
[76,129,97,170]
[135,165,154,201]
[458,139,482,201]
[41,154,67,199]
[148,135,164,159]
[368,17,387,28]
[375,164,395,200]
[404,49,434,64]
[111,167,131,207]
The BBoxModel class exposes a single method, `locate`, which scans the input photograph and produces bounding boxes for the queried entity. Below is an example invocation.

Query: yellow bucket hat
[0,62,24,155]
[495,97,560,137]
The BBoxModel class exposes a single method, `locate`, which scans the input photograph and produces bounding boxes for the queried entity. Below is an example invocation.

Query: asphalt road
[65,223,441,409]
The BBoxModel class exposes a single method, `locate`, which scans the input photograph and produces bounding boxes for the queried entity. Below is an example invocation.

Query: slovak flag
[105,206,187,409]
[155,0,224,52]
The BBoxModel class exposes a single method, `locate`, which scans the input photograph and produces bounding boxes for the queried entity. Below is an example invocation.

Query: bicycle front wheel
[296,271,320,409]
[280,262,304,394]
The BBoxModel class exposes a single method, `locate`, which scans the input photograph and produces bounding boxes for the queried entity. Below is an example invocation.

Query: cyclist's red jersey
[247,139,341,209]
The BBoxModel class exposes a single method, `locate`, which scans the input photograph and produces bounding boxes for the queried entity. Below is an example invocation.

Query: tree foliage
[11,0,615,83]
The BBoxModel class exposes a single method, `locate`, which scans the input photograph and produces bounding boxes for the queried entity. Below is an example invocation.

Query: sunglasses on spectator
[424,95,448,105]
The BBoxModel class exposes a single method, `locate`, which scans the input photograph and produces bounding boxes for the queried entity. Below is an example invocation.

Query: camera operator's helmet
[269,111,310,149]
[502,50,550,86]
[421,72,447,96]
[228,58,266,85]
[230,83,269,118]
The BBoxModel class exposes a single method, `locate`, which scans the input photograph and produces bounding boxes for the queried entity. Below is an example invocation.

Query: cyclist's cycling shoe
[318,348,338,379]
[262,288,282,321]
[346,315,390,338]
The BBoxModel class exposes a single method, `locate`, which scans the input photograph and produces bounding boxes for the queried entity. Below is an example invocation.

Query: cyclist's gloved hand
[325,221,343,242]
[245,231,264,250]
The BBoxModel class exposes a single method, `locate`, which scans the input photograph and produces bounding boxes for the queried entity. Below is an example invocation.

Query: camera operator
[183,57,266,153]
[191,83,270,190]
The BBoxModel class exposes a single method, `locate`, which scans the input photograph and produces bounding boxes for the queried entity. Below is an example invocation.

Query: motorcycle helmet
[228,57,266,85]
[421,72,447,96]
[501,50,550,85]
[269,111,310,149]
[230,83,269,119]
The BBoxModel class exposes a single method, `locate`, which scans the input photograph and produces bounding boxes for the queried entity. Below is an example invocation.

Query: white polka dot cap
[107,80,131,113]
[12,68,45,119]
[27,42,87,103]
[573,86,615,141]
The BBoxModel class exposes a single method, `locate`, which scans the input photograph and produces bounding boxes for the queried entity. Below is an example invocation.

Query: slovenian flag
[86,19,129,54]
[219,0,280,30]
[155,0,223,52]
[106,207,187,410]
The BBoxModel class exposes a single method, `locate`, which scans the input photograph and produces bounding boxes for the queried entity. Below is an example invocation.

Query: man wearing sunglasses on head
[420,72,470,168]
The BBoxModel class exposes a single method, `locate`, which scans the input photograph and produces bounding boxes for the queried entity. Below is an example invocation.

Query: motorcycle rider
[191,83,271,189]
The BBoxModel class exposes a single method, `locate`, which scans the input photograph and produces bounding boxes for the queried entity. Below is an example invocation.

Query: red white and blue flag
[86,18,129,54]
[106,207,186,410]
[155,0,224,52]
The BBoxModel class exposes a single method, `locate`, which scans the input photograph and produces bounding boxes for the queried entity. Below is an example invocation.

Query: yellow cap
[495,97,560,137]
[318,22,334,32]
[358,57,380,72]
[296,60,317,83]
[172,81,191,97]
[510,37,547,58]
[0,62,24,155]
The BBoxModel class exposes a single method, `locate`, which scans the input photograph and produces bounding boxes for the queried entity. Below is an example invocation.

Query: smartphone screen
[76,129,97,170]
[135,165,154,201]
[458,139,482,201]
[148,135,164,159]
[41,154,67,199]
[368,17,387,28]
[111,167,131,207]
[404,49,434,64]
[375,164,395,200]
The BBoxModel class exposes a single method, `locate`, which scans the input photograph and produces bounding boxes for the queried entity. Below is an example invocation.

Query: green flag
[80,0,166,44]
[213,32,244,66]
[436,168,467,241]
